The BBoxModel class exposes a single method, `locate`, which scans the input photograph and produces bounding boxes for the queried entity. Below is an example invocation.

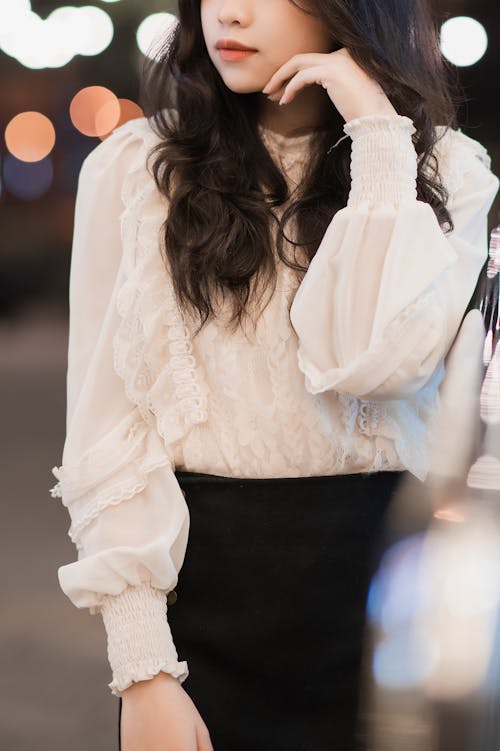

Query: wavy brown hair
[140,0,464,338]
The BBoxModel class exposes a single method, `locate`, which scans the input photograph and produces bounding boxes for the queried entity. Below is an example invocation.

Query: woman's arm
[50,120,190,697]
[289,114,500,400]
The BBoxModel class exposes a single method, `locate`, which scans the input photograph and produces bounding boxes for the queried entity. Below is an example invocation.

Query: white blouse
[49,110,499,697]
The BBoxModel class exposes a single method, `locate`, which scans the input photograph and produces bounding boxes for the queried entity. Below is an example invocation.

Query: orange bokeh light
[5,112,56,162]
[70,86,121,137]
[100,99,145,140]
[433,505,465,523]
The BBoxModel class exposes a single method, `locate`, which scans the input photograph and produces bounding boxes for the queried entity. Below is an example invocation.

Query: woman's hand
[262,47,398,122]
[120,671,214,751]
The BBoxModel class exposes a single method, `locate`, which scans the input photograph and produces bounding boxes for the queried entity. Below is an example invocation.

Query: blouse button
[167,590,178,606]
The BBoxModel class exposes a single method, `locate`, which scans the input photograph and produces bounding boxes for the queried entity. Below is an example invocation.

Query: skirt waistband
[173,469,410,514]
[174,469,407,488]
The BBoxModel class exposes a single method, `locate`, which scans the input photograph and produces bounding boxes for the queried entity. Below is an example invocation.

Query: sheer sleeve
[50,120,190,697]
[289,114,500,400]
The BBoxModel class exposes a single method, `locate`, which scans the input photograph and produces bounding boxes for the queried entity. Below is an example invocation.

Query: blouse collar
[257,123,315,182]
[257,123,315,151]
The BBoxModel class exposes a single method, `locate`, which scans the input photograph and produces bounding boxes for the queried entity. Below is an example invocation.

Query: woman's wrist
[343,114,418,207]
[121,670,180,699]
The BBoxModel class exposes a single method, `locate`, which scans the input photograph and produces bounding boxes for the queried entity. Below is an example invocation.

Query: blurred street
[0,307,117,751]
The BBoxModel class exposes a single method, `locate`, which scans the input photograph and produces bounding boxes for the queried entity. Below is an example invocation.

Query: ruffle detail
[100,580,189,697]
[112,118,209,451]
[50,115,209,549]
[425,125,494,197]
[343,113,416,138]
[50,414,171,547]
[371,359,445,482]
[108,656,189,698]
[356,399,383,436]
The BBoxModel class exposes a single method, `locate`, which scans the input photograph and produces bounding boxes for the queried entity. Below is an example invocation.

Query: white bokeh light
[136,12,178,59]
[77,6,114,56]
[440,16,488,67]
[0,2,114,69]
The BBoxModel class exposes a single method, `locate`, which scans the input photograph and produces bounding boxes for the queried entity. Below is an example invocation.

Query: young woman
[50,0,499,749]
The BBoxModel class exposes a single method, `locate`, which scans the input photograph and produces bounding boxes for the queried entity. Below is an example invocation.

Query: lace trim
[351,290,442,479]
[51,118,209,546]
[50,417,149,499]
[332,288,445,481]
[164,289,208,424]
[356,399,383,436]
[49,420,171,546]
[113,119,208,450]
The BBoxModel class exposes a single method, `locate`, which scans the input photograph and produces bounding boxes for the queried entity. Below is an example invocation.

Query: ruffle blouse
[49,109,499,697]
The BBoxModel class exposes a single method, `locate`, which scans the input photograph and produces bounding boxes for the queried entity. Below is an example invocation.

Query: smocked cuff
[100,582,189,698]
[343,114,418,207]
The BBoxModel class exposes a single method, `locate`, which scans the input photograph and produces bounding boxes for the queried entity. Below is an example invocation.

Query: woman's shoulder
[429,123,495,194]
[75,109,180,215]
[78,108,177,181]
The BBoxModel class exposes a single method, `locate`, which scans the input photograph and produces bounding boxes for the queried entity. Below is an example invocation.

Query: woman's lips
[218,49,257,62]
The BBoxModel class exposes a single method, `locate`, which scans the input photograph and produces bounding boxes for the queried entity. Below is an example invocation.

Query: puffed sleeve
[289,114,500,400]
[49,121,190,697]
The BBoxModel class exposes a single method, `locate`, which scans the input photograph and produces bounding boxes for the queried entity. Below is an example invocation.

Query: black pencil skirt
[118,468,410,751]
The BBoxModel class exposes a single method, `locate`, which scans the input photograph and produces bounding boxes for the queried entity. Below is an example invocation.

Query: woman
[50,0,499,749]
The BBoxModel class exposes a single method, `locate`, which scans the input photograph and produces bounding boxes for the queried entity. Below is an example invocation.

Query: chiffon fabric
[49,109,499,697]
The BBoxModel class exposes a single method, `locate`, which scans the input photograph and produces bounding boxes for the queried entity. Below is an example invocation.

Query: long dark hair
[140,0,463,338]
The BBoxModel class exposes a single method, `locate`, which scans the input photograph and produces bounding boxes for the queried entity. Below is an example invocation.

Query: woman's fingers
[278,64,330,104]
[266,82,288,102]
[196,721,215,751]
[262,52,329,94]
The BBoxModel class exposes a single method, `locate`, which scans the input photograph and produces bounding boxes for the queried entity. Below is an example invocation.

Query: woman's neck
[257,84,333,138]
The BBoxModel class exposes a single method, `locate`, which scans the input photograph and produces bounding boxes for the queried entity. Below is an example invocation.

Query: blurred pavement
[0,306,117,751]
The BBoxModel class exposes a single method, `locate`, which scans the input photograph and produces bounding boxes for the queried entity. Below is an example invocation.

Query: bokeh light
[136,12,178,59]
[0,3,114,69]
[70,86,121,137]
[440,16,488,67]
[4,153,54,200]
[367,534,431,632]
[373,632,440,689]
[5,112,56,163]
[99,99,144,140]
[77,6,114,57]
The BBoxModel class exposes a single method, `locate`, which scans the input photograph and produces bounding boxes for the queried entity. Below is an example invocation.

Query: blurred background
[0,1,498,749]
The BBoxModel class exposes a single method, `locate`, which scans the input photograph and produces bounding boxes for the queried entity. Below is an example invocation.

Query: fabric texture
[49,108,499,696]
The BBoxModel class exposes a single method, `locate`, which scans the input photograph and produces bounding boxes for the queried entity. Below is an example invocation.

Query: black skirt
[118,468,410,751]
